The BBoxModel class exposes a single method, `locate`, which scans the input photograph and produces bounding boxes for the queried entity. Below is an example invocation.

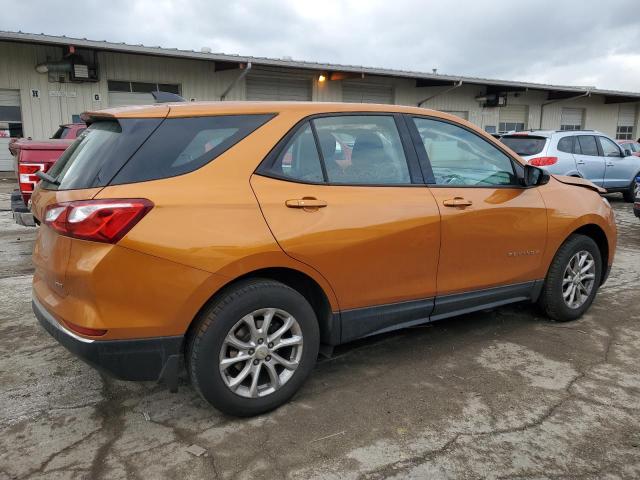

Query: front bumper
[11,190,35,227]
[33,296,183,382]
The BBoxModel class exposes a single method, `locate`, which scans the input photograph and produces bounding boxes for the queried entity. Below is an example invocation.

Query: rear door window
[576,136,599,156]
[500,135,547,156]
[557,136,575,153]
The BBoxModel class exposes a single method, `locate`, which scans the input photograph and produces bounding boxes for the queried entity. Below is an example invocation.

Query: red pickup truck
[10,123,85,226]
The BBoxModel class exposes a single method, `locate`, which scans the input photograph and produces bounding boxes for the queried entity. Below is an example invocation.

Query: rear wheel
[188,279,319,417]
[538,234,602,322]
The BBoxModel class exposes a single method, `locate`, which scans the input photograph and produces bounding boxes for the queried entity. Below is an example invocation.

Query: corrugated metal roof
[1,30,639,98]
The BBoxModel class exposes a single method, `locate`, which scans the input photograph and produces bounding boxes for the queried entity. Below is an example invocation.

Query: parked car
[10,123,85,226]
[31,102,616,416]
[51,123,87,140]
[501,130,640,202]
[617,139,640,157]
[634,175,640,219]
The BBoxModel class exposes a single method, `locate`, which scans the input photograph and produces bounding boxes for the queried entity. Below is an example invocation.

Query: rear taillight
[44,199,153,244]
[528,156,558,166]
[18,162,46,204]
[64,321,107,337]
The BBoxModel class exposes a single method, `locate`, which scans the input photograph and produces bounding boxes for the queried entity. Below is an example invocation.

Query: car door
[408,115,547,314]
[600,135,637,189]
[573,135,605,185]
[251,114,441,340]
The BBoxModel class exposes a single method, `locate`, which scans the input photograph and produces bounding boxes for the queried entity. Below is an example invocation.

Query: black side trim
[338,281,544,344]
[430,281,536,321]
[340,298,434,343]
[33,297,183,382]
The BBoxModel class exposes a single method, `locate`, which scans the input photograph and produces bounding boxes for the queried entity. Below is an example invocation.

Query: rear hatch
[500,134,550,163]
[31,107,170,298]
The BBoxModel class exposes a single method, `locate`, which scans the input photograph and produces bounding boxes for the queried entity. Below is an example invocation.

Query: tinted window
[42,115,273,190]
[413,117,516,186]
[577,136,599,156]
[268,122,324,183]
[500,136,547,156]
[111,114,273,185]
[557,136,574,153]
[599,136,621,157]
[314,116,411,184]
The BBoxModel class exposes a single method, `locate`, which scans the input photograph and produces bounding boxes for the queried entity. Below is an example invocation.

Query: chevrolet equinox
[31,102,617,416]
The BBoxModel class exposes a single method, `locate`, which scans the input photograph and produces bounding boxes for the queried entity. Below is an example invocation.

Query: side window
[599,136,622,157]
[412,117,516,186]
[313,115,411,185]
[268,122,324,183]
[557,136,574,154]
[576,136,599,156]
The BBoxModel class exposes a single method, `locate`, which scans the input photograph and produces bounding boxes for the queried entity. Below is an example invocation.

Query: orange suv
[31,102,616,416]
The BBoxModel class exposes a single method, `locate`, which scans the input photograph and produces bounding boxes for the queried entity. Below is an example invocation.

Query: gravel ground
[0,177,639,479]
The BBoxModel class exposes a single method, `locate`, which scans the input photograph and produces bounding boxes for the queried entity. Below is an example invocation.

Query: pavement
[0,177,639,480]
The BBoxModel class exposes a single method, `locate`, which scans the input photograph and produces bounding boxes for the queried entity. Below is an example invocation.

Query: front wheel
[538,234,602,322]
[622,175,639,203]
[188,279,320,417]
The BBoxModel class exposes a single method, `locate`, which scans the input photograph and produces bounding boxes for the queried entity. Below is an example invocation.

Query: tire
[187,278,319,417]
[538,234,602,322]
[622,175,639,203]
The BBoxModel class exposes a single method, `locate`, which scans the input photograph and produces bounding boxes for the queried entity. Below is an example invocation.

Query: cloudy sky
[2,0,639,92]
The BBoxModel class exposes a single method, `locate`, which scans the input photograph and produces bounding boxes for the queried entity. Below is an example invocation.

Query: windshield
[500,136,547,156]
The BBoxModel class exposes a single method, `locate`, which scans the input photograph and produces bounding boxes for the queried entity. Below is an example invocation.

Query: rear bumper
[11,190,35,227]
[33,296,183,382]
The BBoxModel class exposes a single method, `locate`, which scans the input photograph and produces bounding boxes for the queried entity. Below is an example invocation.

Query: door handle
[576,160,585,165]
[285,198,328,209]
[606,162,614,166]
[442,197,473,207]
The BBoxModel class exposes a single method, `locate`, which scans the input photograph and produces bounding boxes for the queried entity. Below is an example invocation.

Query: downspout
[539,89,591,129]
[417,80,463,107]
[220,62,252,101]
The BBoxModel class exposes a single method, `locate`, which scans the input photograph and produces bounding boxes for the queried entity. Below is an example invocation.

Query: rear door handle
[442,197,472,207]
[576,160,585,165]
[606,162,614,166]
[285,198,328,209]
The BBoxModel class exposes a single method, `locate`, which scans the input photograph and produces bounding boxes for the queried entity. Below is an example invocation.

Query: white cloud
[1,0,639,92]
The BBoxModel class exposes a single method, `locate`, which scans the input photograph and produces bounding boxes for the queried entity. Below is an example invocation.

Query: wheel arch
[185,267,340,352]
[567,223,609,284]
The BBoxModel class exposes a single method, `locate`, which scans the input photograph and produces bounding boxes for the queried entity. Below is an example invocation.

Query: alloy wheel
[562,250,596,309]
[219,308,303,398]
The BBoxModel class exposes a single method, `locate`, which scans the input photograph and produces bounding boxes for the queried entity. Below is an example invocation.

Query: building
[1,30,639,171]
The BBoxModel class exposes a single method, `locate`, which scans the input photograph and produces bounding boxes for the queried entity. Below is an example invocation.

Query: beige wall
[1,40,637,145]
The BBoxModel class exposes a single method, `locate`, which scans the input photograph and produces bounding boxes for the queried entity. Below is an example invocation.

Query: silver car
[501,130,640,202]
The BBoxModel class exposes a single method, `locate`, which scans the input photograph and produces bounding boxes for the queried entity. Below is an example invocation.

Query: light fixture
[318,74,326,83]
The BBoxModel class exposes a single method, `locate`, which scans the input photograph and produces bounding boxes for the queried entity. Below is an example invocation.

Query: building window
[107,80,181,94]
[560,108,584,131]
[498,122,525,134]
[616,125,634,140]
[560,124,582,131]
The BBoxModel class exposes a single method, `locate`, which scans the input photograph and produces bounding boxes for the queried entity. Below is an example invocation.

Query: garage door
[441,110,469,120]
[498,105,528,133]
[0,89,22,172]
[560,108,584,131]
[246,76,312,101]
[342,82,394,104]
[108,91,155,107]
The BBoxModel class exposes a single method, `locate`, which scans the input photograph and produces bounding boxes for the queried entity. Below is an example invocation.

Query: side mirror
[523,164,550,187]
[624,148,633,157]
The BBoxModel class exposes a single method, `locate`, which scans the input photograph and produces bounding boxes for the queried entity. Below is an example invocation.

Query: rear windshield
[41,114,274,191]
[500,136,547,156]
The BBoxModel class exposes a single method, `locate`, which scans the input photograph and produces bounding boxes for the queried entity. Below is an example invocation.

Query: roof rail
[554,129,595,133]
